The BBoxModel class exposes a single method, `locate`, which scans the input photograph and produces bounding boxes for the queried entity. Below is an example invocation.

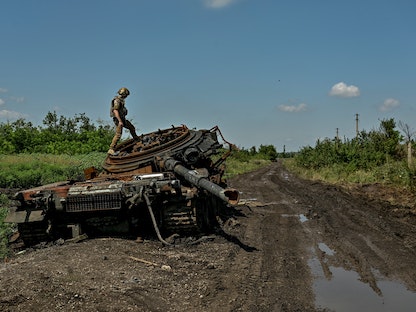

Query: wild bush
[0,194,14,259]
[0,112,114,155]
[295,118,403,170]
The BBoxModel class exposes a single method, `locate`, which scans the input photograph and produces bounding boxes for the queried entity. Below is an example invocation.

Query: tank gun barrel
[163,157,239,205]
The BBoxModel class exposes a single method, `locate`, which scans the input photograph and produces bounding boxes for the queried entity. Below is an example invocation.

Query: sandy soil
[1,161,416,311]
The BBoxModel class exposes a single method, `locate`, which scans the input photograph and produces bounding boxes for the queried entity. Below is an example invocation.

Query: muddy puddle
[309,243,416,311]
[282,211,416,311]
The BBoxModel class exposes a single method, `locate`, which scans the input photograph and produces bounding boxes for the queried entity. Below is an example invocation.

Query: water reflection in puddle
[299,214,308,223]
[317,242,335,256]
[281,213,308,223]
[309,251,416,311]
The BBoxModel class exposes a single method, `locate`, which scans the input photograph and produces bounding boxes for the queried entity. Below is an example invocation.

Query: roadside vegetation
[0,194,14,258]
[286,118,416,189]
[0,111,113,155]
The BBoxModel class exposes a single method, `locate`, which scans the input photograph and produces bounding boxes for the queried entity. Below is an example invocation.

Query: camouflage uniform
[109,94,138,150]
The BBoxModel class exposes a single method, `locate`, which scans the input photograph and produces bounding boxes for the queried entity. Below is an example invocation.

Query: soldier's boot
[131,130,140,141]
[107,148,116,155]
[108,138,121,156]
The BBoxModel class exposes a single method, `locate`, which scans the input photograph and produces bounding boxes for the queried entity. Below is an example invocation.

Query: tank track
[162,204,199,234]
[83,216,130,236]
[17,221,50,246]
[161,197,221,235]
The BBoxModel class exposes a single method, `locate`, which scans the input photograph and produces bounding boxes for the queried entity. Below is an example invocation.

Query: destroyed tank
[5,125,239,246]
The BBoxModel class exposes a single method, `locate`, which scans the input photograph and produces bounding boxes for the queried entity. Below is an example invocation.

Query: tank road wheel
[17,221,51,246]
[196,196,220,233]
[159,196,222,235]
[162,202,199,234]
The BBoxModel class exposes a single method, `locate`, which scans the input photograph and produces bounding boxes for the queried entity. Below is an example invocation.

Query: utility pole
[355,114,359,137]
[335,128,340,150]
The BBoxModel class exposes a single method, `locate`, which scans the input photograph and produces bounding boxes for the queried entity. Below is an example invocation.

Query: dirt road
[1,161,416,311]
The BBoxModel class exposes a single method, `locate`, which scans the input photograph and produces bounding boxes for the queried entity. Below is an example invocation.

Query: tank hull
[6,125,239,246]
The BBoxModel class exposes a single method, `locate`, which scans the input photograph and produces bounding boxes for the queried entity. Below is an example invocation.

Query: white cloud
[204,0,238,9]
[278,103,307,113]
[0,89,26,119]
[379,98,399,112]
[10,96,25,103]
[0,109,27,120]
[329,82,360,98]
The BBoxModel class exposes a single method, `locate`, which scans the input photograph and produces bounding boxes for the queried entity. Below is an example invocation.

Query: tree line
[1,112,411,170]
[0,112,114,154]
[0,112,280,160]
[294,118,413,171]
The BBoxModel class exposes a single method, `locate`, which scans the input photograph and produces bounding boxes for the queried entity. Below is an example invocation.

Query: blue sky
[1,0,415,152]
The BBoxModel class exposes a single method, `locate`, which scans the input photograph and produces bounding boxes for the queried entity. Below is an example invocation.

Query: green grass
[283,158,414,188]
[0,153,106,188]
[0,194,14,259]
[224,157,271,179]
[0,153,272,188]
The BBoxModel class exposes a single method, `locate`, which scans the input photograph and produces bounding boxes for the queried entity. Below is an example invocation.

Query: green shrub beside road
[0,194,14,258]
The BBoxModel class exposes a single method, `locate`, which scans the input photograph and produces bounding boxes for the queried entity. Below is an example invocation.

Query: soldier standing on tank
[108,87,139,155]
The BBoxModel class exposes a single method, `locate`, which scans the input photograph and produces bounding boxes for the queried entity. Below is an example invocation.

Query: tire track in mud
[222,163,316,311]
[289,173,416,293]
[229,160,416,310]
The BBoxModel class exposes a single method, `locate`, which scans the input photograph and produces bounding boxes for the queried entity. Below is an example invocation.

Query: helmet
[118,87,130,97]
